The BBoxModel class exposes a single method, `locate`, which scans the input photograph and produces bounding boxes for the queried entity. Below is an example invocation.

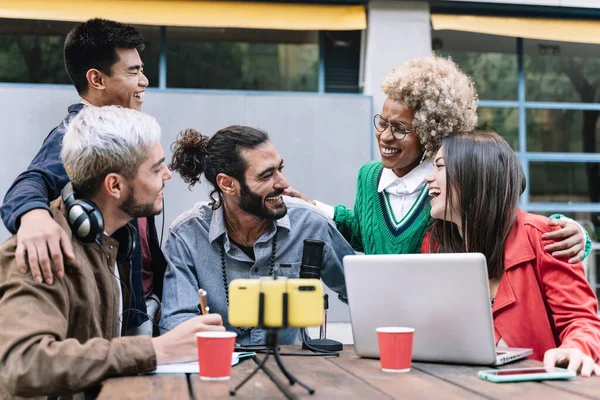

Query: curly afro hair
[381,55,478,158]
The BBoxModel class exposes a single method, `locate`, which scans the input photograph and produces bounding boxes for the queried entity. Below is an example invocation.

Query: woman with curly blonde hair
[287,55,587,258]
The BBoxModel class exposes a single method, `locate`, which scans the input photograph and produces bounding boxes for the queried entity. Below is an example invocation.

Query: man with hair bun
[161,126,353,345]
[1,18,165,335]
[286,55,590,261]
[0,106,224,399]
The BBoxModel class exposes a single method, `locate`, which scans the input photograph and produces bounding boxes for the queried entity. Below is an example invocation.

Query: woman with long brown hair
[423,130,600,376]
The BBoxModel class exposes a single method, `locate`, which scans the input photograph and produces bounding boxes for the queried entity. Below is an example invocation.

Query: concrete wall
[0,85,373,321]
[364,0,432,157]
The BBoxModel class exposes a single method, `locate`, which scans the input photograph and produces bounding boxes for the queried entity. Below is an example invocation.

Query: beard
[119,183,162,218]
[238,180,287,220]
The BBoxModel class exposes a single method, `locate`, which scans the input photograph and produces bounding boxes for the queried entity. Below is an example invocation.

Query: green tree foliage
[441,48,600,202]
[166,40,317,91]
[0,35,69,83]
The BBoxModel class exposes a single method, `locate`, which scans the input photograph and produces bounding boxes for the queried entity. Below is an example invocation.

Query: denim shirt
[160,196,354,345]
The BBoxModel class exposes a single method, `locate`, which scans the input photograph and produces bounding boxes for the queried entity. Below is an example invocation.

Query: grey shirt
[160,196,354,345]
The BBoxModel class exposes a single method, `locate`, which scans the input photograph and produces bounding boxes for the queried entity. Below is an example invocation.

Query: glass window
[0,19,160,87]
[529,161,600,203]
[166,27,319,91]
[526,109,600,153]
[0,19,73,84]
[433,22,600,307]
[136,26,159,88]
[478,107,519,150]
[432,30,517,101]
[524,39,600,103]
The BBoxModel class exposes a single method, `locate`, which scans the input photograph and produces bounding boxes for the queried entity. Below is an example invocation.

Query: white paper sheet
[153,352,255,374]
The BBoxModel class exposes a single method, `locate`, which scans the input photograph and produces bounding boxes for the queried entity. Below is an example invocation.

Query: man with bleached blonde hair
[0,106,224,400]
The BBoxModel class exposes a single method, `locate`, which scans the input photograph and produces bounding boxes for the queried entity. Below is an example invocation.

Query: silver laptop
[343,253,532,366]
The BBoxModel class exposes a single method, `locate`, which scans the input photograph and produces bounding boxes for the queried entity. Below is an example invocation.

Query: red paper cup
[376,327,415,373]
[196,331,237,381]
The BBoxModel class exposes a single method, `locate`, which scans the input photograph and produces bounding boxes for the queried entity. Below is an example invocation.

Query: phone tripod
[230,329,314,398]
[229,292,315,398]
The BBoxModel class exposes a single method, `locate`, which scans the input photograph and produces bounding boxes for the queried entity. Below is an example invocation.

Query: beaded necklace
[219,233,277,333]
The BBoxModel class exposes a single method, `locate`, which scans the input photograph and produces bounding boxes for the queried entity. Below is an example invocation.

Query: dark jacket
[0,198,157,400]
[0,104,167,328]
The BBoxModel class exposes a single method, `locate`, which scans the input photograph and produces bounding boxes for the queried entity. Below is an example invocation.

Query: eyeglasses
[373,114,413,140]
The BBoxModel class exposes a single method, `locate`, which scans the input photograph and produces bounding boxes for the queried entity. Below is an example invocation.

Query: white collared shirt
[314,160,433,221]
[314,162,587,244]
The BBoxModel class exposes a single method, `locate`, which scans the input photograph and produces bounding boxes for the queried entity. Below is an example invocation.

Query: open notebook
[153,352,256,374]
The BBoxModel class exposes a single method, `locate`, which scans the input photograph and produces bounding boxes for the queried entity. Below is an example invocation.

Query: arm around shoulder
[1,127,70,234]
[547,214,592,262]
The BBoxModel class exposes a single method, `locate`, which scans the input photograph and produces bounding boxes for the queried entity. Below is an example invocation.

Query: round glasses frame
[373,114,413,141]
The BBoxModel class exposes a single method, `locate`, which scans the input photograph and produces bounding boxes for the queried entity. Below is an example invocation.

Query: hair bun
[170,128,209,187]
[177,128,208,153]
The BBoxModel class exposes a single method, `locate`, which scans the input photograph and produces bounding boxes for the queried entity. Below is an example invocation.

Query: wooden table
[97,346,600,399]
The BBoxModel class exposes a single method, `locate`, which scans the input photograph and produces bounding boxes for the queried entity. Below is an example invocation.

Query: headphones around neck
[62,182,104,243]
[61,182,137,263]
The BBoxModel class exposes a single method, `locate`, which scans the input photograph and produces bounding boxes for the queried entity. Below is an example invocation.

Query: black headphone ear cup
[114,223,138,263]
[67,199,104,243]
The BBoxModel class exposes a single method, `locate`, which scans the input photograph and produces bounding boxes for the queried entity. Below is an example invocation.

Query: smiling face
[237,141,289,220]
[425,146,460,226]
[101,48,148,111]
[376,97,424,177]
[119,142,172,217]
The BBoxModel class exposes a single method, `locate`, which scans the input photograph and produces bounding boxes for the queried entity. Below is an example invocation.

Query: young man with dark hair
[0,18,161,334]
[64,18,145,102]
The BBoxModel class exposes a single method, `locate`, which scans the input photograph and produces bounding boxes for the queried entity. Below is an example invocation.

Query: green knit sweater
[333,160,431,255]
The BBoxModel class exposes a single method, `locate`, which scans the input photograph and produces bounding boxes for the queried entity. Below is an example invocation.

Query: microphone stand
[302,293,343,352]
[299,239,343,353]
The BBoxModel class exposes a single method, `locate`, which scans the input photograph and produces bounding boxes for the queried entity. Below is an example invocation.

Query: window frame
[479,37,600,213]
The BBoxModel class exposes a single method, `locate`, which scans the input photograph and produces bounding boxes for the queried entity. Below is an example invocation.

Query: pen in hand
[198,289,209,315]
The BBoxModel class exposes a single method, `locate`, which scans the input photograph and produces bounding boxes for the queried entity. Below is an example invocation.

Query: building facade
[1,0,599,318]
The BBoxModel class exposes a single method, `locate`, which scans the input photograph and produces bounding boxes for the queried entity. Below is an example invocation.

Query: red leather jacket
[422,209,600,362]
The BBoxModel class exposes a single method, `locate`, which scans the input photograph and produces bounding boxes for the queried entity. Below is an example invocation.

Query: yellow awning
[0,0,366,31]
[432,14,600,45]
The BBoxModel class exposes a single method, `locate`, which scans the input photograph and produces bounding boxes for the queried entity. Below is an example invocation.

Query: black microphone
[300,239,343,353]
[300,239,324,279]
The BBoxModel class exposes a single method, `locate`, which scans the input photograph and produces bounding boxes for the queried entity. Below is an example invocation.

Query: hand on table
[153,314,225,365]
[544,348,600,377]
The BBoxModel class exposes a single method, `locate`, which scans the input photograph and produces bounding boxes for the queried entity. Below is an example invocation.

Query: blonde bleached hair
[61,105,161,196]
[381,55,478,158]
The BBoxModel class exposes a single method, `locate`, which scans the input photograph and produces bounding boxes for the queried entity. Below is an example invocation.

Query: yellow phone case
[228,279,261,327]
[260,278,288,328]
[228,278,324,328]
[286,279,324,327]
